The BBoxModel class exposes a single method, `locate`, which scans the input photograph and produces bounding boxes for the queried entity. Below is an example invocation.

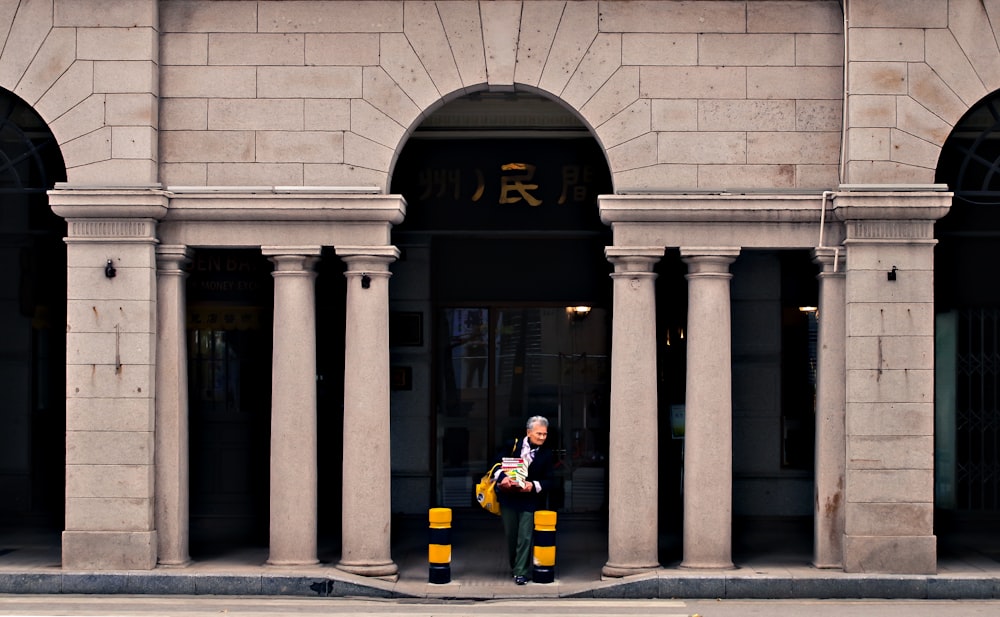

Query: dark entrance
[390,92,613,514]
[185,248,346,555]
[0,90,66,535]
[186,249,273,550]
[936,89,1000,548]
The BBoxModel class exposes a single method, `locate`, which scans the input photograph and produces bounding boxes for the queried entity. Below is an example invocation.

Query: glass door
[436,306,609,512]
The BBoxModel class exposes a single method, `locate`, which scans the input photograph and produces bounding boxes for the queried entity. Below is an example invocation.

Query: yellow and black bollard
[428,507,452,584]
[532,510,557,583]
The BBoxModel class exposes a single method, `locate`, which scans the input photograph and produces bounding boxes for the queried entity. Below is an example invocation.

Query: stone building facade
[0,0,995,578]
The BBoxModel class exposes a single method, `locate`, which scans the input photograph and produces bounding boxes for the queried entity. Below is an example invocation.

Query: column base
[336,560,399,580]
[601,561,660,578]
[843,534,936,574]
[62,531,157,570]
[266,557,320,567]
[679,559,735,570]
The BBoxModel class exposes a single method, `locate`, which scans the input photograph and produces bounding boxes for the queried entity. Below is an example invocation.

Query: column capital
[605,246,664,273]
[681,247,740,276]
[155,245,193,271]
[336,245,400,272]
[833,188,951,245]
[262,247,322,274]
[811,246,845,276]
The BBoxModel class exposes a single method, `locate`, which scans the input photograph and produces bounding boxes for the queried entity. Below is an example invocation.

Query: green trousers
[501,507,534,577]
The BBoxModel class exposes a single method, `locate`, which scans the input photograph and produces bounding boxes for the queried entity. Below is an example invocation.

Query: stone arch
[0,2,157,186]
[851,1,1000,185]
[933,86,1000,526]
[0,84,68,531]
[360,2,626,193]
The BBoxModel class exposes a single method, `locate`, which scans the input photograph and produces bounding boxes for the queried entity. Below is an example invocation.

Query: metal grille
[955,308,1000,510]
[0,93,62,193]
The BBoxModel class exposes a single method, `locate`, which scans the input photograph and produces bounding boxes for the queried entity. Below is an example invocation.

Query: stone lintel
[261,246,323,258]
[48,185,169,221]
[600,192,834,224]
[163,189,406,225]
[833,187,952,223]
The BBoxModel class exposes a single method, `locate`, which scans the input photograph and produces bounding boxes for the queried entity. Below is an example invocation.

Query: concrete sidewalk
[0,517,998,600]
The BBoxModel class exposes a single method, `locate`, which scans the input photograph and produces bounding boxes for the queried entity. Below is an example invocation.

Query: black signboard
[392,138,612,233]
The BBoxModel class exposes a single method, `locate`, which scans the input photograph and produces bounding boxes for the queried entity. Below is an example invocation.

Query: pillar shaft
[835,189,950,575]
[680,248,739,569]
[812,247,846,568]
[264,248,321,566]
[602,246,663,578]
[336,246,399,579]
[50,187,169,571]
[154,245,192,567]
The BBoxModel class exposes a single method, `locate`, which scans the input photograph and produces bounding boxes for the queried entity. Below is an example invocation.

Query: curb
[1,571,999,600]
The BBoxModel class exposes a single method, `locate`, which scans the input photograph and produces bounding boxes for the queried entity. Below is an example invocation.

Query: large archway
[0,90,67,536]
[935,90,1000,556]
[387,92,616,561]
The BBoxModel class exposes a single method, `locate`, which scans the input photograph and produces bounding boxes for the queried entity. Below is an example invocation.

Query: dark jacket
[493,436,554,513]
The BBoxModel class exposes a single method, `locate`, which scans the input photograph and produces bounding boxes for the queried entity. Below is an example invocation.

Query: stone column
[335,246,399,579]
[154,245,192,567]
[602,247,663,578]
[812,247,846,568]
[48,186,168,570]
[680,247,739,569]
[263,247,322,566]
[835,188,950,574]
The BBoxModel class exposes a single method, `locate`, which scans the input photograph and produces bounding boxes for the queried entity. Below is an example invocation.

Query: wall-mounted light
[887,265,898,282]
[361,274,371,289]
[565,305,591,322]
[104,259,116,279]
[665,327,685,347]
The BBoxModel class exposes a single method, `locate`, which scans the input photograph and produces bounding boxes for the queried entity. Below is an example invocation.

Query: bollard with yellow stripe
[532,510,557,583]
[428,507,452,584]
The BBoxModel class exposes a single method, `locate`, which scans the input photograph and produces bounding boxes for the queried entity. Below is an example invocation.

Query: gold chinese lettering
[499,162,542,206]
[558,165,592,204]
[417,168,461,200]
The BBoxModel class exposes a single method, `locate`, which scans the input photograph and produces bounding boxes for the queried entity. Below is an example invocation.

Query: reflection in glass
[436,306,610,512]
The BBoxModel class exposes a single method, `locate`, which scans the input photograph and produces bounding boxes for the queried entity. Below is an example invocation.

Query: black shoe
[514,575,528,585]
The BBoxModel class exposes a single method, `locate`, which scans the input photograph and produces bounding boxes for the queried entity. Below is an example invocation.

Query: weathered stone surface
[404,2,462,96]
[622,33,696,66]
[208,99,303,131]
[850,0,947,29]
[700,33,795,66]
[748,0,842,34]
[600,1,746,34]
[209,33,304,66]
[539,1,599,96]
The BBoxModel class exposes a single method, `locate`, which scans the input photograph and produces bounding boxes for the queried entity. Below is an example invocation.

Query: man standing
[495,415,554,585]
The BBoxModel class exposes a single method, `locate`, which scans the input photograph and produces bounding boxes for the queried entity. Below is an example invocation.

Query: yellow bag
[475,462,502,515]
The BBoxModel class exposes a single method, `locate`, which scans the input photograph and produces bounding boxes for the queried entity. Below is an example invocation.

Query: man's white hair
[526,415,549,429]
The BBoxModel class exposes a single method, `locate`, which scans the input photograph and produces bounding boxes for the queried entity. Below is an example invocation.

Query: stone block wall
[156,0,845,192]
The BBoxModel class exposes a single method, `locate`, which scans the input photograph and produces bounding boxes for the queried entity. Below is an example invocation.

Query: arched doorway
[0,90,67,535]
[388,92,613,527]
[935,90,1000,554]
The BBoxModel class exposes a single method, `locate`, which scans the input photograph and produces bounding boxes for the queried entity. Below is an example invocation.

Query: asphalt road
[0,596,998,617]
